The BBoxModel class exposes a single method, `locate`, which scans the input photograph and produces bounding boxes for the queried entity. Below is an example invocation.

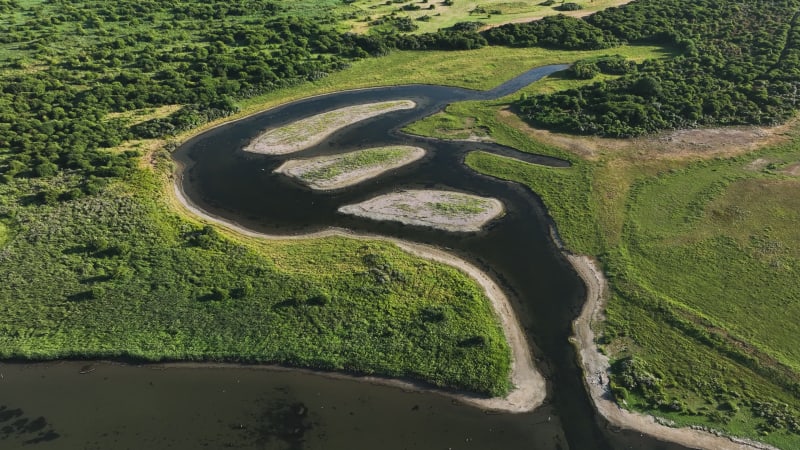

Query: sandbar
[275,146,425,190]
[338,190,504,232]
[244,100,416,155]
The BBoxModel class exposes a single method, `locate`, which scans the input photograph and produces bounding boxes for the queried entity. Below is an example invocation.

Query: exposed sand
[339,190,504,232]
[172,179,545,413]
[244,100,416,155]
[274,146,425,190]
[568,254,779,450]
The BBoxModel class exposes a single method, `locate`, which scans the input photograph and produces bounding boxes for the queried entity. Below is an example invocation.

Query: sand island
[244,100,416,155]
[339,190,504,232]
[275,146,425,190]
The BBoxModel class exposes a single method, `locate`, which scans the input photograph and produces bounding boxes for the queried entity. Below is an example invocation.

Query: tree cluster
[0,1,387,185]
[483,15,620,50]
[514,0,800,136]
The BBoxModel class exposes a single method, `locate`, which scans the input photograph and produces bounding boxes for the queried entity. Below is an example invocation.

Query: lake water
[1,67,687,450]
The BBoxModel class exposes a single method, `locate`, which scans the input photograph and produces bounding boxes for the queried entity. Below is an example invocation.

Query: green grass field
[408,77,800,445]
[0,165,511,396]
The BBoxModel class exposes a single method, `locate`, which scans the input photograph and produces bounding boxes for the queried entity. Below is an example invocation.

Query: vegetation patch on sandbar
[339,190,504,232]
[244,100,416,155]
[275,146,425,190]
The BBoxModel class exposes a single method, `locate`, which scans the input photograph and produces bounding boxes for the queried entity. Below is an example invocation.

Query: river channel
[0,66,688,449]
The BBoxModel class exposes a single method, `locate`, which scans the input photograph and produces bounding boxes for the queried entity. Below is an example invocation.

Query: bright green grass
[0,166,511,396]
[342,0,631,34]
[0,221,8,246]
[465,151,600,252]
[623,156,800,370]
[427,195,489,216]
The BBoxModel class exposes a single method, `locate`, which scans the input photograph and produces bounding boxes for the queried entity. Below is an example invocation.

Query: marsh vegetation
[275,146,425,190]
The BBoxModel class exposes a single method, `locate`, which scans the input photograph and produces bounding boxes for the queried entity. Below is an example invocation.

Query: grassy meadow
[406,68,800,445]
[0,162,512,395]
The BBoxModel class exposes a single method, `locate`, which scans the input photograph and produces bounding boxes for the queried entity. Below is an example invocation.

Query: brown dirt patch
[745,158,772,172]
[782,162,800,176]
[497,108,797,162]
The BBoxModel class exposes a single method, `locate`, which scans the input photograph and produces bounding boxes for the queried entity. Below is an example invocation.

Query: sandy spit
[244,100,416,155]
[568,254,778,450]
[338,190,505,232]
[275,146,426,190]
[172,179,545,413]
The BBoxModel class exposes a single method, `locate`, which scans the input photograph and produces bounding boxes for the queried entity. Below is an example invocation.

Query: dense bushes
[484,15,620,50]
[0,1,391,180]
[514,0,800,136]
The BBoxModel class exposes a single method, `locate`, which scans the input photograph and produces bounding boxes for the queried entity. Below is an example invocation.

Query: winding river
[0,66,688,449]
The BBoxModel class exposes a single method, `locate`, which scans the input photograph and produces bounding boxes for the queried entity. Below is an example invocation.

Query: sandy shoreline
[568,254,778,450]
[275,146,425,190]
[172,178,545,413]
[339,189,505,232]
[244,100,416,155]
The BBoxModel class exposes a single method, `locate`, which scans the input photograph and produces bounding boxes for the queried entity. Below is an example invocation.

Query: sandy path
[244,100,416,155]
[172,178,545,413]
[568,254,778,450]
[275,146,426,190]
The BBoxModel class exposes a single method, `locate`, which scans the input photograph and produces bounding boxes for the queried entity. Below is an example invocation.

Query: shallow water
[2,67,689,450]
[1,361,684,450]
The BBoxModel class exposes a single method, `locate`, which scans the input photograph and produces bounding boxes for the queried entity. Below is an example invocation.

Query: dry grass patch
[781,162,800,176]
[343,0,634,34]
[496,109,798,162]
[105,105,182,126]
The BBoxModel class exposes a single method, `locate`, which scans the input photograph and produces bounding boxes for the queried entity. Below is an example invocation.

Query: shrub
[556,2,582,11]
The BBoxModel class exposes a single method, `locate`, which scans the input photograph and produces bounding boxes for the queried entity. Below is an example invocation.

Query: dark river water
[1,67,688,450]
